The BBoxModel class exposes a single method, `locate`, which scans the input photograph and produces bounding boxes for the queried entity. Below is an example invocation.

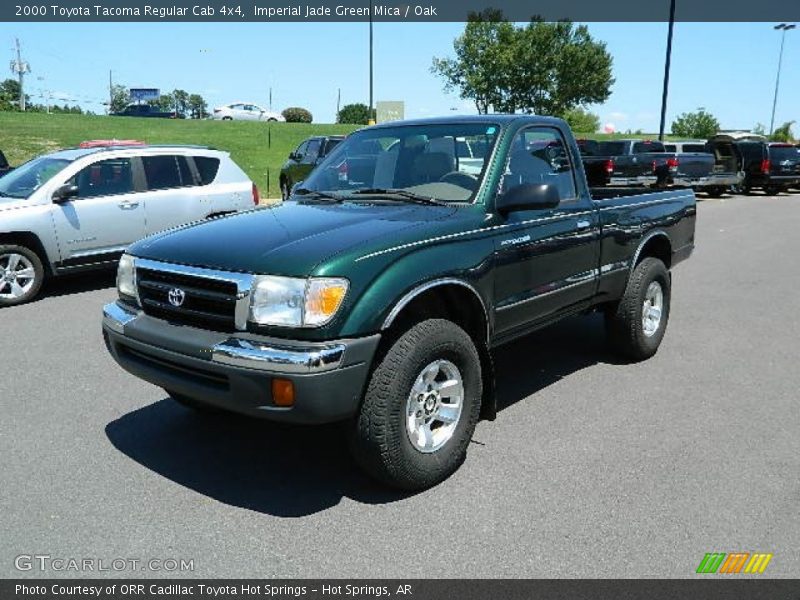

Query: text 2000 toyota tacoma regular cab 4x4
[103,116,696,490]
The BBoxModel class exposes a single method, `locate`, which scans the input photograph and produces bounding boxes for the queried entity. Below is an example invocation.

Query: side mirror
[496,183,560,214]
[52,184,79,204]
[290,181,304,195]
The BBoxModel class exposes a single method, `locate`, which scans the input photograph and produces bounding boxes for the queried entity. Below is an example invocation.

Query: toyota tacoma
[103,116,696,490]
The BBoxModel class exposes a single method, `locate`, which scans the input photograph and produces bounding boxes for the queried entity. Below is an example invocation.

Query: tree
[109,84,129,113]
[432,11,614,115]
[0,79,29,111]
[752,123,767,136]
[671,108,720,139]
[337,103,375,125]
[562,106,600,133]
[770,121,795,143]
[188,94,208,119]
[149,93,175,112]
[172,89,190,116]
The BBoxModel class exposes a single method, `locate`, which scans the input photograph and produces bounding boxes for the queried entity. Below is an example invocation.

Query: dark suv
[280,136,345,200]
[735,141,800,194]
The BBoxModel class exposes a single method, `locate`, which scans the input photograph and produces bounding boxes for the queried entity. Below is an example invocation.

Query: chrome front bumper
[103,301,345,374]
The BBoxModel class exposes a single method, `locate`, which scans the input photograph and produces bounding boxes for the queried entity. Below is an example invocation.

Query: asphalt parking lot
[1,192,798,578]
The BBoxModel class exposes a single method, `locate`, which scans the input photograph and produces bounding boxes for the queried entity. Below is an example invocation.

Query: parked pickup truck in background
[663,140,742,197]
[0,150,12,177]
[103,115,696,490]
[0,144,256,306]
[280,135,345,201]
[113,104,181,119]
[577,138,676,187]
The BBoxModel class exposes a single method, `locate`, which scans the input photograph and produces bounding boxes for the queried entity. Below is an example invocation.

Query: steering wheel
[439,171,479,190]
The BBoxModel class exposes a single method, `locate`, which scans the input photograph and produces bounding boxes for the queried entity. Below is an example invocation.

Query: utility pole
[336,88,341,121]
[108,70,112,113]
[658,0,676,141]
[10,38,30,111]
[769,23,795,136]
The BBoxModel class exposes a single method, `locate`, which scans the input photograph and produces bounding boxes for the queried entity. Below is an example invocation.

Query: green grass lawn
[0,112,674,199]
[0,112,358,198]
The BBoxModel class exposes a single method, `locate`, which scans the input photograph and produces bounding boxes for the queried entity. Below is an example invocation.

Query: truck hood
[129,200,457,276]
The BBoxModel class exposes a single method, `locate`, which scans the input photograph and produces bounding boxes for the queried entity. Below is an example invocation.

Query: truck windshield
[300,122,500,202]
[0,156,71,200]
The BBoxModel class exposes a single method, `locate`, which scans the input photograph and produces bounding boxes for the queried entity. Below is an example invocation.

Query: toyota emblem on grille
[168,287,186,307]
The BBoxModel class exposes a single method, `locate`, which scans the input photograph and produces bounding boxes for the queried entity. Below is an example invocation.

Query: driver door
[50,156,147,268]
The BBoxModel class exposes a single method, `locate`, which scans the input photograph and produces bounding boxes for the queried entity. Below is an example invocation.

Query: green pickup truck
[102,115,696,489]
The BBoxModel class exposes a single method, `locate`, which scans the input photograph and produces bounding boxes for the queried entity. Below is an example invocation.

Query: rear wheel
[281,179,291,201]
[0,245,45,307]
[605,257,671,361]
[764,186,781,196]
[706,186,725,198]
[349,319,482,490]
[221,116,232,121]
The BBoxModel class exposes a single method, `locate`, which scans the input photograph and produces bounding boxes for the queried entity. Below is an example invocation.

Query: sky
[2,21,798,133]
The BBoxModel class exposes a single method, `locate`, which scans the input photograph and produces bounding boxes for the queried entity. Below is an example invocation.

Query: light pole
[368,5,375,125]
[658,0,676,141]
[769,23,795,136]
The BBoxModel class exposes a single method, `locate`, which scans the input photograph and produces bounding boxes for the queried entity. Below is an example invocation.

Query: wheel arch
[0,231,53,275]
[632,230,672,271]
[380,278,497,421]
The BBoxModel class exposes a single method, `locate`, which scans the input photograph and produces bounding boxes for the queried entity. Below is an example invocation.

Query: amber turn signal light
[271,378,295,407]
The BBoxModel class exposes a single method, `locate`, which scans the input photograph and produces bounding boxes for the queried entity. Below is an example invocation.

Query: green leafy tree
[770,121,795,143]
[188,94,208,119]
[172,89,190,116]
[149,93,175,112]
[752,123,767,136]
[671,108,720,139]
[109,84,129,113]
[562,106,600,133]
[432,11,614,115]
[0,79,29,111]
[337,103,375,124]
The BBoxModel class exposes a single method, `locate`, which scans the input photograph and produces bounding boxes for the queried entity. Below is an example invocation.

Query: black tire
[605,257,671,361]
[764,186,780,196]
[167,390,225,414]
[349,319,483,490]
[0,244,45,307]
[281,179,291,201]
[221,116,233,121]
[706,186,724,198]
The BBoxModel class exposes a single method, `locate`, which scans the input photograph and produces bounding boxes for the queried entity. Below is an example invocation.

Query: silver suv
[0,143,258,306]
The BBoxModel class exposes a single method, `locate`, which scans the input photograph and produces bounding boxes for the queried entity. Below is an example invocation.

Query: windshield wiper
[349,188,446,206]
[292,188,343,202]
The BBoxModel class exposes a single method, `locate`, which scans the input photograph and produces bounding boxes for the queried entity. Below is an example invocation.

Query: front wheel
[0,245,45,307]
[349,319,483,490]
[605,257,671,361]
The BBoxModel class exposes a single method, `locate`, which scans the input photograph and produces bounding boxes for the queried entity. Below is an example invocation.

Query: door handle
[576,219,592,229]
[118,201,139,209]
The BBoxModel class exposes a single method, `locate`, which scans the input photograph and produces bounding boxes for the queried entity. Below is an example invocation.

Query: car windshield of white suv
[299,122,500,203]
[0,156,72,200]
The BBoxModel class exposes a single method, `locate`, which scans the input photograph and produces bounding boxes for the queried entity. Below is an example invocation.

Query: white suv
[0,142,259,306]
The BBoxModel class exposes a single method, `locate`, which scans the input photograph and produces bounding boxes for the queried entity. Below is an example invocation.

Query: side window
[193,156,220,185]
[294,141,309,159]
[305,139,322,162]
[142,155,183,191]
[71,158,134,199]
[503,127,577,201]
[176,156,195,186]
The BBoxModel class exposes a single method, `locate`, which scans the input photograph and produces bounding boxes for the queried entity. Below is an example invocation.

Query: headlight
[117,254,138,303]
[249,276,349,327]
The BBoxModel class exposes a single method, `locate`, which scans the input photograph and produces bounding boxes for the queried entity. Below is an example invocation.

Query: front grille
[136,267,239,331]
